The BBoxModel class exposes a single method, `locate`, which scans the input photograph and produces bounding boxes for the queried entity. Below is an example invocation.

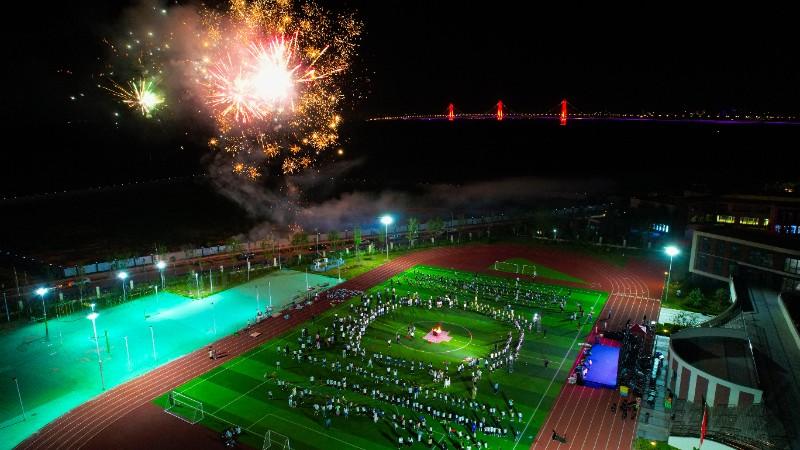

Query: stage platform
[583,343,620,389]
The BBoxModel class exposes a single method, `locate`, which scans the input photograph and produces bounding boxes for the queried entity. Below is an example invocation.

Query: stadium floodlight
[156,260,167,289]
[380,215,393,260]
[665,246,680,258]
[118,271,129,302]
[36,288,49,338]
[664,245,680,301]
[86,312,105,390]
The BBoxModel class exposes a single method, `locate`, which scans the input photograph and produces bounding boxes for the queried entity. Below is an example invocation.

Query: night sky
[4,2,799,196]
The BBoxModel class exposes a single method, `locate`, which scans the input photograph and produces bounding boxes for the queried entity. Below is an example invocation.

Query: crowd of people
[217,266,617,450]
[259,273,589,449]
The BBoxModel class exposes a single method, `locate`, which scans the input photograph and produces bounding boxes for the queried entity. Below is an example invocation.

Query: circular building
[668,327,762,407]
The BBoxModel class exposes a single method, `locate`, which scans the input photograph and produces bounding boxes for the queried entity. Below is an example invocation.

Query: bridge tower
[448,103,455,121]
[560,99,567,126]
[496,100,504,121]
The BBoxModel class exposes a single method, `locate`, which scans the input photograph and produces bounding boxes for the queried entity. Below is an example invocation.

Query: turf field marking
[210,379,269,415]
[395,321,474,355]
[511,292,605,450]
[180,325,303,394]
[258,413,367,449]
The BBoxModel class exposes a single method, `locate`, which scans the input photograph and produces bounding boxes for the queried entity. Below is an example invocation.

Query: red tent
[629,323,648,336]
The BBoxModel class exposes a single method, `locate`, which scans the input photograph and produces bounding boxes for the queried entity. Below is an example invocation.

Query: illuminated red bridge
[369,100,800,126]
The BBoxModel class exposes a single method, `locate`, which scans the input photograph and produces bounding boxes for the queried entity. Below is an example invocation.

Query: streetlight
[12,376,26,421]
[156,260,167,289]
[35,287,48,339]
[117,271,128,302]
[194,272,200,298]
[90,302,96,313]
[149,325,157,360]
[552,228,558,241]
[664,246,680,301]
[87,312,106,390]
[380,215,393,260]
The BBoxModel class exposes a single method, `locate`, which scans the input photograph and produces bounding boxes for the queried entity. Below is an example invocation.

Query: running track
[16,244,664,450]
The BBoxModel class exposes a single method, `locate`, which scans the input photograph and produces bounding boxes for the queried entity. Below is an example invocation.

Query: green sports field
[492,258,588,285]
[155,265,607,449]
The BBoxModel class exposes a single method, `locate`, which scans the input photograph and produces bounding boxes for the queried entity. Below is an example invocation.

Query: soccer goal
[493,261,519,273]
[263,430,291,449]
[164,390,205,424]
[520,264,537,277]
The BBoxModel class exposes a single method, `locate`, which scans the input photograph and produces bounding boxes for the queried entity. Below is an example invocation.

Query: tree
[353,226,362,260]
[407,217,419,247]
[714,288,730,305]
[328,230,340,251]
[427,217,444,243]
[228,237,242,254]
[260,236,274,260]
[291,231,309,247]
[687,288,705,309]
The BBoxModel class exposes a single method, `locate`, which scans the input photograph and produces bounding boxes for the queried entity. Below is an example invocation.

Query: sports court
[0,269,340,450]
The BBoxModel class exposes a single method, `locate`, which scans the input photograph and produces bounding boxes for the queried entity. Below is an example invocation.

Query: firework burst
[107,78,164,117]
[102,0,361,180]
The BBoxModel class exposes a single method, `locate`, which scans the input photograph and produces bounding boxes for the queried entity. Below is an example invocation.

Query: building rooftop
[671,331,759,388]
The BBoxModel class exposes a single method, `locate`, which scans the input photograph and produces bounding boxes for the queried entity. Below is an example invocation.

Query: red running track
[16,244,664,450]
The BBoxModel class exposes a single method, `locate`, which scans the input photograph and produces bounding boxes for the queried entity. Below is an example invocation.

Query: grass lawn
[319,254,398,280]
[660,281,730,315]
[492,258,588,285]
[156,265,607,450]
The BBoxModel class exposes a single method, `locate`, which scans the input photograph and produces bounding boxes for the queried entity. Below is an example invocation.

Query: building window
[701,237,711,252]
[716,215,735,224]
[697,254,708,270]
[714,257,723,274]
[740,217,761,226]
[786,258,800,275]
[748,249,774,268]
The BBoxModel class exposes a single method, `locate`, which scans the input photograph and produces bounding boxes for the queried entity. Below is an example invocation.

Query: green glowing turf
[493,257,588,285]
[156,265,607,450]
[0,270,339,450]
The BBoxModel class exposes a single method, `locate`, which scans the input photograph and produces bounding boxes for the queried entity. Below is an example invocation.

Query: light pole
[117,271,128,302]
[211,300,217,334]
[156,260,166,290]
[380,215,393,260]
[149,325,157,361]
[13,377,26,420]
[552,228,558,241]
[3,291,10,322]
[194,272,200,298]
[87,312,106,390]
[664,246,680,301]
[35,287,48,339]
